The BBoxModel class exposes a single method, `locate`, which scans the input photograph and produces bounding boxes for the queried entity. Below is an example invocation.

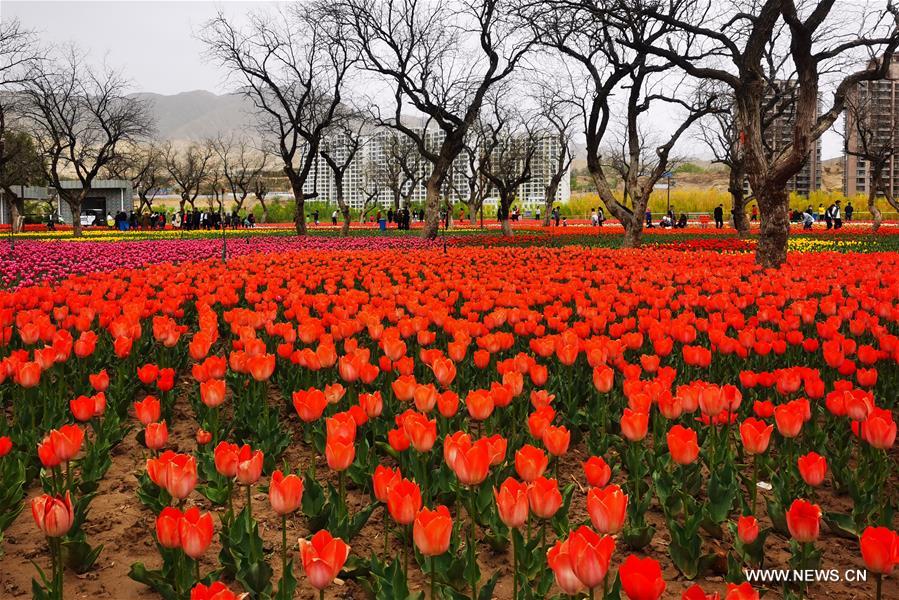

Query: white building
[309,120,570,210]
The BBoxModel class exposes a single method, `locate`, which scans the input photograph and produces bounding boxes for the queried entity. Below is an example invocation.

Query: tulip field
[0,230,897,600]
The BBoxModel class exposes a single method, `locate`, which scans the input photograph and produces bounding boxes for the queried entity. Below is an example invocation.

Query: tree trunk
[755,186,790,268]
[287,175,307,235]
[422,174,441,239]
[868,188,882,232]
[729,166,750,237]
[341,207,351,237]
[70,200,83,237]
[500,219,512,236]
[258,199,268,223]
[10,195,24,233]
[542,196,554,227]
[620,216,642,248]
[468,202,478,224]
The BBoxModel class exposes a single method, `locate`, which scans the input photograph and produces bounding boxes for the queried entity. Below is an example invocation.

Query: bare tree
[23,49,153,236]
[459,121,493,225]
[379,131,425,213]
[252,175,270,222]
[107,141,166,214]
[212,133,269,216]
[843,74,899,230]
[320,115,366,235]
[357,157,382,221]
[530,0,715,247]
[201,2,355,235]
[638,0,899,266]
[164,141,214,214]
[480,95,541,236]
[532,73,577,226]
[0,19,42,232]
[342,0,533,238]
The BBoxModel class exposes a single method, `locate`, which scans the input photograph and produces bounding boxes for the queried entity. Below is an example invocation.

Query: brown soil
[1,377,896,600]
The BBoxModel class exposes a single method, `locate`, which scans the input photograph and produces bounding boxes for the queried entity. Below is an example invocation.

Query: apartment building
[843,61,899,198]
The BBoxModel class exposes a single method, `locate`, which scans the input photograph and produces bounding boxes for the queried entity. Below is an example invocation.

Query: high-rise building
[759,81,823,196]
[843,61,899,198]
[309,119,570,210]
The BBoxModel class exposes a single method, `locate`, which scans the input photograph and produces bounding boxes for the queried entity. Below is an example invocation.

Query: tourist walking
[714,203,724,228]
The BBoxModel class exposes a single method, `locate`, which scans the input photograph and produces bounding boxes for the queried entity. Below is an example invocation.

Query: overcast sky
[5,0,844,159]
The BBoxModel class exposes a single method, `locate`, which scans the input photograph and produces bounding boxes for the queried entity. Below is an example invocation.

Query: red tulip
[413,505,453,556]
[785,499,821,543]
[236,445,264,485]
[269,470,304,515]
[387,478,422,525]
[247,353,275,381]
[155,506,183,548]
[546,538,585,595]
[70,395,95,422]
[145,421,169,451]
[403,412,437,452]
[528,476,562,519]
[298,530,350,590]
[740,418,774,455]
[359,391,383,418]
[859,526,898,575]
[89,369,110,392]
[620,409,649,442]
[568,525,615,589]
[200,379,226,408]
[214,441,240,478]
[179,507,214,558]
[46,424,84,462]
[494,477,529,528]
[862,408,896,449]
[619,554,666,600]
[292,388,328,422]
[593,366,614,393]
[450,438,491,486]
[683,583,720,600]
[774,402,804,438]
[196,428,212,445]
[326,412,357,445]
[586,484,628,534]
[737,515,759,544]
[137,363,160,385]
[190,581,243,600]
[147,451,198,499]
[666,425,700,465]
[325,439,355,471]
[465,389,494,421]
[134,396,162,426]
[0,436,12,458]
[373,465,402,502]
[797,452,827,487]
[543,425,571,457]
[514,444,548,482]
[31,492,74,537]
[725,582,759,600]
[583,456,612,488]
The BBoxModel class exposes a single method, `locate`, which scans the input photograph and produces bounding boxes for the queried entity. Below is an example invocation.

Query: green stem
[751,455,758,515]
[512,530,517,600]
[66,461,73,493]
[227,480,234,516]
[246,484,252,520]
[431,554,436,599]
[339,470,346,513]
[319,589,324,600]
[384,512,390,556]
[281,514,288,576]
[876,573,882,600]
[469,490,478,600]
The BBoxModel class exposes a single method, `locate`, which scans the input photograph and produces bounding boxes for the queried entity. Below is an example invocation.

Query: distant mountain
[132,90,259,141]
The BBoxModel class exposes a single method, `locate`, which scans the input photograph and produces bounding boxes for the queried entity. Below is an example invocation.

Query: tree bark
[729,164,750,237]
[10,195,24,233]
[257,198,268,223]
[621,216,643,248]
[287,174,307,235]
[500,218,513,236]
[422,174,441,239]
[341,207,351,237]
[542,197,553,227]
[754,186,790,268]
[69,199,83,237]
[868,188,883,232]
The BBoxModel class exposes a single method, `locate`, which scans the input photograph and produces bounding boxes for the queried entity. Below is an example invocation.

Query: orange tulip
[583,456,612,488]
[620,408,649,442]
[547,537,585,595]
[200,379,226,408]
[155,506,183,548]
[235,444,264,485]
[190,582,243,600]
[179,507,214,558]
[542,425,571,457]
[737,515,759,545]
[292,388,328,423]
[431,357,456,388]
[859,526,898,575]
[450,438,491,486]
[527,476,562,519]
[214,441,240,478]
[619,555,666,600]
[740,418,774,454]
[494,477,529,528]
[269,470,304,515]
[372,465,402,503]
[514,444,548,482]
[465,389,494,421]
[325,439,355,471]
[15,361,41,388]
[403,412,437,453]
[785,499,821,543]
[593,365,614,393]
[797,452,827,487]
[134,396,162,426]
[31,491,74,537]
[387,478,422,525]
[145,421,169,451]
[586,484,628,534]
[666,425,700,465]
[326,412,357,445]
[774,402,804,438]
[568,525,616,590]
[298,530,350,590]
[88,369,109,392]
[413,505,453,556]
